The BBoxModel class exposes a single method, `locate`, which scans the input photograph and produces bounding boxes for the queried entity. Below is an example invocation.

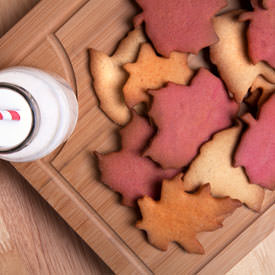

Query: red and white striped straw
[0,110,20,121]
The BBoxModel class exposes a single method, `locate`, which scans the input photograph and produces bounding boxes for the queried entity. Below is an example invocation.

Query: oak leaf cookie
[95,111,179,207]
[144,68,238,169]
[183,123,265,211]
[137,174,241,253]
[210,10,275,103]
[239,0,275,68]
[89,27,146,125]
[235,94,275,190]
[134,0,227,56]
[123,43,194,107]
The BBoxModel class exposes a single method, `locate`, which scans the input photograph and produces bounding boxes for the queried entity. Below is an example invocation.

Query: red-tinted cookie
[144,68,238,169]
[134,0,227,56]
[234,94,275,190]
[95,111,179,207]
[239,0,275,68]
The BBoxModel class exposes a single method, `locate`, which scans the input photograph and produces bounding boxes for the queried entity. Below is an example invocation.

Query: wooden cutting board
[0,0,274,274]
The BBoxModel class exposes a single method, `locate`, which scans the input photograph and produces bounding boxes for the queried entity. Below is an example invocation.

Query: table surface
[0,0,274,274]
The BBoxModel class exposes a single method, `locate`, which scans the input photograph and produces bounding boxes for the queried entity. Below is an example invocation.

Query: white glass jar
[0,66,78,162]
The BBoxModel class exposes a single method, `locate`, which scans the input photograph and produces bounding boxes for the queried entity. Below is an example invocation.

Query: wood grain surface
[0,161,112,274]
[0,0,39,37]
[0,0,274,274]
[0,1,112,274]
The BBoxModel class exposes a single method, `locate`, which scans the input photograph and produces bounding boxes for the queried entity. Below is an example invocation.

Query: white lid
[0,87,33,151]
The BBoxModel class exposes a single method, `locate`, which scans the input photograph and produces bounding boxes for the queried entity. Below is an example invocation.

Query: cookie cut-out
[123,43,194,107]
[144,68,238,169]
[183,123,265,211]
[95,112,179,207]
[89,27,146,125]
[245,76,275,108]
[134,0,227,56]
[239,0,275,68]
[137,174,241,253]
[235,95,275,190]
[210,10,275,103]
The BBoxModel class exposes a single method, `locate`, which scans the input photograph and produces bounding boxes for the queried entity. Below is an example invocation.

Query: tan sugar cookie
[89,27,146,125]
[123,43,194,107]
[183,123,264,211]
[210,10,275,103]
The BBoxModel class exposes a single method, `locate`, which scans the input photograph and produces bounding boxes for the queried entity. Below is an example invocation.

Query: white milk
[0,67,78,162]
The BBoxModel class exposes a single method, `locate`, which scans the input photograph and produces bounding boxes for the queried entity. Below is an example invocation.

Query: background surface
[0,0,274,274]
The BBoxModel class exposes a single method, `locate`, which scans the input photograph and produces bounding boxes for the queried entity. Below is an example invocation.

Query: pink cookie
[239,0,275,68]
[234,94,275,190]
[95,111,179,207]
[144,68,238,169]
[134,0,227,56]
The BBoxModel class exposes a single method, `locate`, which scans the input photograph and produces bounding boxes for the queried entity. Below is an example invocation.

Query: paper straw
[0,110,20,121]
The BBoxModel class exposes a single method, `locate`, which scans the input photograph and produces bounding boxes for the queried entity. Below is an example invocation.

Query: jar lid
[0,84,34,152]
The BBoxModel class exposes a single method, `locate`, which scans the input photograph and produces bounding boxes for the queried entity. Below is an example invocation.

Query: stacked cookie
[89,0,275,254]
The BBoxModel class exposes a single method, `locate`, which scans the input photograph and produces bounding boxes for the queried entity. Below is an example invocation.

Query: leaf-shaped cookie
[144,68,238,169]
[234,94,275,190]
[210,10,275,103]
[239,0,275,68]
[123,43,194,107]
[137,174,241,253]
[245,76,275,108]
[95,111,179,207]
[89,27,146,125]
[133,0,227,56]
[183,123,265,211]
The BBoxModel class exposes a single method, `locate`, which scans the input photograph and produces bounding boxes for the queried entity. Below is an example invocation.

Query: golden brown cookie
[183,123,264,211]
[89,27,146,125]
[123,43,194,107]
[210,10,275,103]
[137,174,241,253]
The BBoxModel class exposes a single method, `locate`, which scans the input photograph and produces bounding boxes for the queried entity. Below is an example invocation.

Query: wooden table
[0,1,274,274]
[0,3,111,274]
